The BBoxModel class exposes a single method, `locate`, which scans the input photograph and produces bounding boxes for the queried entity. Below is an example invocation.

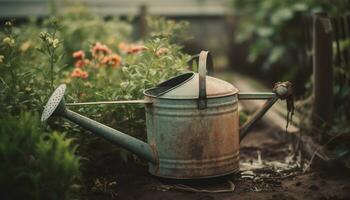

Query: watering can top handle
[198,51,214,109]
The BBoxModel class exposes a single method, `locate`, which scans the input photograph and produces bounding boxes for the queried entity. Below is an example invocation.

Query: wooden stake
[311,12,333,143]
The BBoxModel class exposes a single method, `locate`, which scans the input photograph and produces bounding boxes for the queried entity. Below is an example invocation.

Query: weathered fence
[309,12,350,142]
[0,0,230,17]
[332,13,350,112]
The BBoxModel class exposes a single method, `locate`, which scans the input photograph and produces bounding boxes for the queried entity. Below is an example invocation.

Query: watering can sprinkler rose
[41,51,293,179]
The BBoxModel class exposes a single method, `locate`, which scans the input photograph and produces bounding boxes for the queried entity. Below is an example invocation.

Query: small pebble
[295,181,302,187]
[309,184,319,191]
[341,184,348,190]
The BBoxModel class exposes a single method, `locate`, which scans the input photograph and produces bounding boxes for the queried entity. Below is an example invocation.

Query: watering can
[41,51,292,179]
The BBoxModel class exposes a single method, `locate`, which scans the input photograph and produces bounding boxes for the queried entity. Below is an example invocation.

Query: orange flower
[130,44,148,54]
[81,71,89,79]
[70,68,83,78]
[155,47,169,56]
[73,50,85,60]
[70,68,89,79]
[118,42,129,53]
[118,42,148,54]
[101,54,122,68]
[91,42,112,59]
[74,59,89,68]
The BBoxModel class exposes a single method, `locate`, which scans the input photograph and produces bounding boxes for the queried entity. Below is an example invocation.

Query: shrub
[0,112,80,200]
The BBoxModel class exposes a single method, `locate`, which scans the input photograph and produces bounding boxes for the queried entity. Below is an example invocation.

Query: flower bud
[39,32,47,40]
[5,21,12,27]
[46,37,53,45]
[0,55,4,64]
[3,37,15,46]
[52,39,59,48]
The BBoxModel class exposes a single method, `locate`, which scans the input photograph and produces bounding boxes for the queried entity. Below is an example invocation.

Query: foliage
[231,0,349,70]
[0,112,80,200]
[59,6,132,65]
[0,5,192,197]
[0,6,191,161]
[60,16,191,142]
[332,38,350,133]
[147,17,191,42]
[231,0,350,166]
[0,20,46,115]
[232,0,310,69]
[38,17,64,91]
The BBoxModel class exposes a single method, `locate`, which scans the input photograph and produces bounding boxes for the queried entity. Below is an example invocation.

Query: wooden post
[311,12,333,143]
[139,4,147,38]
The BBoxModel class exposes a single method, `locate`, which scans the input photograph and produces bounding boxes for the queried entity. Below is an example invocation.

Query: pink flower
[74,59,89,68]
[118,42,148,54]
[101,54,122,68]
[70,68,89,79]
[73,50,85,60]
[91,42,112,59]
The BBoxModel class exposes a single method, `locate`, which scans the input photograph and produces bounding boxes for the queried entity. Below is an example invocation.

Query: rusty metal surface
[145,95,239,179]
[239,97,278,141]
[198,51,208,109]
[144,74,238,99]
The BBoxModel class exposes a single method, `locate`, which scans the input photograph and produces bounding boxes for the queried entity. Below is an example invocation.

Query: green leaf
[270,8,293,25]
[257,27,273,37]
[293,3,308,11]
[267,46,285,64]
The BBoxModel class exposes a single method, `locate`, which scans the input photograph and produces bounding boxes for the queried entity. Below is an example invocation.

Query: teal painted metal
[238,92,276,100]
[64,110,157,164]
[41,84,157,164]
[144,95,240,178]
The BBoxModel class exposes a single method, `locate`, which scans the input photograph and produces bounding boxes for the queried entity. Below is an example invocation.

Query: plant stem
[51,53,54,91]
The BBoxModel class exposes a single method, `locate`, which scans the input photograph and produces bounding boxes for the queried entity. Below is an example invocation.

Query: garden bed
[81,126,350,200]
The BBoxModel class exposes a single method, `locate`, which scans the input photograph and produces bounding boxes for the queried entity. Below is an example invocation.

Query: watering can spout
[41,84,157,164]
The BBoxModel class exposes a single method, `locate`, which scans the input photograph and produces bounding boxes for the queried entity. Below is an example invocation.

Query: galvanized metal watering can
[41,51,292,179]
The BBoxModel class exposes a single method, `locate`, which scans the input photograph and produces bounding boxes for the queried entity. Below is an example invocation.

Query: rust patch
[189,136,204,159]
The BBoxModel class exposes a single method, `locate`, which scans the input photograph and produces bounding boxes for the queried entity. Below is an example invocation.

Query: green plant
[232,0,315,70]
[0,112,80,200]
[38,17,63,91]
[231,0,350,69]
[0,8,193,197]
[0,20,45,115]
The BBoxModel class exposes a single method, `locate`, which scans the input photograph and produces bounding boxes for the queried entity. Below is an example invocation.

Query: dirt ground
[82,126,350,200]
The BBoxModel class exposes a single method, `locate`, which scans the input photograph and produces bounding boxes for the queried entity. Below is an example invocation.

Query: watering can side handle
[198,50,214,109]
[238,81,293,142]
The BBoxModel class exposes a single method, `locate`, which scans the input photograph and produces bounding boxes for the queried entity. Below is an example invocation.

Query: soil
[82,125,350,200]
